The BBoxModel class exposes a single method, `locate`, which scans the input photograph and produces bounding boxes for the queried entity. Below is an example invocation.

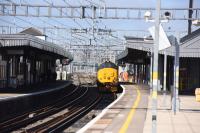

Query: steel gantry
[0,2,200,20]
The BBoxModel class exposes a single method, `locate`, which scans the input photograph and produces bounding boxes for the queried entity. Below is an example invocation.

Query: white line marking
[0,82,71,100]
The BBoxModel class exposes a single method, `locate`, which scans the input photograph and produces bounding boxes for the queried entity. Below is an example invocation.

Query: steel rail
[23,86,89,132]
[25,87,101,133]
[0,85,81,132]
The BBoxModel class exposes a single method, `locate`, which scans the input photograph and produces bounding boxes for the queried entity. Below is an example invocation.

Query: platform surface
[143,93,200,133]
[80,84,149,133]
[0,81,71,100]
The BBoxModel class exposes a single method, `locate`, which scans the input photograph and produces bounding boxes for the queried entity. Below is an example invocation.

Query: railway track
[21,87,101,133]
[73,73,96,86]
[0,82,101,133]
[0,85,79,132]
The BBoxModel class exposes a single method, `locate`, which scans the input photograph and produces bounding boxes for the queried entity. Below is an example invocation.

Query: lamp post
[145,1,174,132]
[172,32,180,114]
[151,1,160,133]
[144,0,161,132]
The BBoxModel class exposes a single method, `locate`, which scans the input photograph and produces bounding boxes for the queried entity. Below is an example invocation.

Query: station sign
[148,24,171,51]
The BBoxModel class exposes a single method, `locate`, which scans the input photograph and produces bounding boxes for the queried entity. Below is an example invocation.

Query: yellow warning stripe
[152,90,157,99]
[119,86,141,133]
[153,72,158,79]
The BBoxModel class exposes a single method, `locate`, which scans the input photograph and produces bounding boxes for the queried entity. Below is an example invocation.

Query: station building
[117,28,200,95]
[0,27,72,89]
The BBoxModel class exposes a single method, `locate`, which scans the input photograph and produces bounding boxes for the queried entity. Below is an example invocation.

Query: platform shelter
[117,28,200,94]
[0,28,73,89]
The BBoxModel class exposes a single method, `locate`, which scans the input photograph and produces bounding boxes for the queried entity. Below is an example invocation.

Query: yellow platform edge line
[119,86,141,133]
[152,90,157,99]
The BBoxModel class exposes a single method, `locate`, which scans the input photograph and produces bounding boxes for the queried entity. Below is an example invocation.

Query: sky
[0,0,200,47]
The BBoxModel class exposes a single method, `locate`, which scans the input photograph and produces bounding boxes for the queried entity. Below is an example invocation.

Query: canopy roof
[0,33,73,61]
[117,28,200,61]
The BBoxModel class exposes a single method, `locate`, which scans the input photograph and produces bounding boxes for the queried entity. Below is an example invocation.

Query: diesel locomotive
[97,61,118,92]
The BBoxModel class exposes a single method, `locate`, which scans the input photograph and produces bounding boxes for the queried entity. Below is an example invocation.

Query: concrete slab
[143,94,200,133]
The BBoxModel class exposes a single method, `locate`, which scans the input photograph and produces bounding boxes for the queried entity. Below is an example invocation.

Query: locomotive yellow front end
[97,61,118,92]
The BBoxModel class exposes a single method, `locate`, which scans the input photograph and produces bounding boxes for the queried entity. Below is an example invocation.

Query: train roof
[98,61,117,70]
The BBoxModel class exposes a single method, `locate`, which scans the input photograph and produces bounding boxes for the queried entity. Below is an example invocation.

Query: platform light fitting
[144,11,172,22]
[192,20,200,26]
[144,11,152,21]
[163,11,171,20]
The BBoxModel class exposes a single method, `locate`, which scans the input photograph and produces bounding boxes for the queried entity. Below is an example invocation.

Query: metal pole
[176,33,180,104]
[172,33,180,114]
[134,64,136,83]
[150,48,153,89]
[188,0,193,34]
[163,50,167,106]
[152,0,160,133]
[173,51,177,114]
[163,51,167,93]
[175,36,180,111]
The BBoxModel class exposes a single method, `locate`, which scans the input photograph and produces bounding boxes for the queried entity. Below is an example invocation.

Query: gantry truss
[0,3,199,20]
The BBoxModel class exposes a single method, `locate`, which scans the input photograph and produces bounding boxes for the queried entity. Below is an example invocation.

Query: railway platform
[78,84,149,133]
[0,81,72,122]
[143,93,200,133]
[0,81,72,100]
[78,84,200,133]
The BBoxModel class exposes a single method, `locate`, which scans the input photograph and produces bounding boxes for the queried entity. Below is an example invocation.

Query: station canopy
[116,36,153,64]
[167,28,200,57]
[117,28,200,62]
[0,27,73,61]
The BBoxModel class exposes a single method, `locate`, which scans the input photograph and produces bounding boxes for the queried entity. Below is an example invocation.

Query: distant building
[20,27,47,40]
